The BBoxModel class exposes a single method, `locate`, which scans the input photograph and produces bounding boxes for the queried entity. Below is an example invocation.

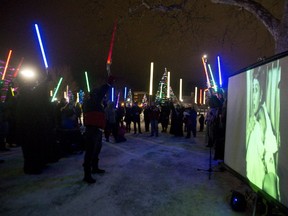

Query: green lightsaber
[85,71,90,92]
[51,77,63,102]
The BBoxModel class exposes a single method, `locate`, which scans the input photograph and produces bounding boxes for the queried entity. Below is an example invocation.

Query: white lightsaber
[167,71,170,98]
[194,86,198,104]
[179,78,183,102]
[149,62,154,96]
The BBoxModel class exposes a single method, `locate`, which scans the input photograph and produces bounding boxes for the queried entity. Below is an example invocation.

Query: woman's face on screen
[252,78,261,115]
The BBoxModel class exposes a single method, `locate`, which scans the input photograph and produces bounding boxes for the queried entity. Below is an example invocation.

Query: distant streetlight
[20,68,36,79]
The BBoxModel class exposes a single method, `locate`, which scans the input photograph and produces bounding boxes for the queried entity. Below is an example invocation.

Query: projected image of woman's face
[252,78,261,115]
[226,57,287,208]
[246,66,281,201]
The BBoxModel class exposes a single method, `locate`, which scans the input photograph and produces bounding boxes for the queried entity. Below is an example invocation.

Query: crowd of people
[0,71,227,184]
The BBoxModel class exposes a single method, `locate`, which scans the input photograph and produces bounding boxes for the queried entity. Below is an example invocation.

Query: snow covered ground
[0,129,252,216]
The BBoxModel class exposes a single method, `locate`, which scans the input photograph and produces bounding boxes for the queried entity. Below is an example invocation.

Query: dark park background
[0,0,285,95]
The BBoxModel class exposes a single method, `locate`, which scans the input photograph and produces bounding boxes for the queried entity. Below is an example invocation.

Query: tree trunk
[275,0,288,53]
[211,0,288,54]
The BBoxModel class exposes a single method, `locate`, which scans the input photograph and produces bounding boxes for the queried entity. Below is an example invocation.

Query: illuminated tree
[155,69,178,105]
[126,88,133,106]
[142,93,148,107]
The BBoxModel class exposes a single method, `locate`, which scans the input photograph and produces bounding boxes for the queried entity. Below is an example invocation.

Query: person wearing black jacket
[131,102,142,134]
[15,75,56,174]
[82,75,114,183]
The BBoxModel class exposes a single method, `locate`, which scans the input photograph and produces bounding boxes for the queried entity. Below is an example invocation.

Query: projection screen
[225,51,288,209]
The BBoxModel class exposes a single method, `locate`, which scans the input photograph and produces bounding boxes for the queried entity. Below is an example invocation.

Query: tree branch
[130,0,188,13]
[210,0,280,39]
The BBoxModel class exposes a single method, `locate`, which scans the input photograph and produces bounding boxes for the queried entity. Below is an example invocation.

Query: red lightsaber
[106,19,117,69]
[13,57,24,78]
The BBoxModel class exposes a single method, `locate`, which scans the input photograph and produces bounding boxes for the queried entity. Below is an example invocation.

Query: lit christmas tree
[126,88,133,106]
[142,93,148,107]
[155,68,178,104]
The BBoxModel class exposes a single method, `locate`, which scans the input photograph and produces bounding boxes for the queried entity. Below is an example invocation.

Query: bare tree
[211,0,288,53]
[130,0,287,53]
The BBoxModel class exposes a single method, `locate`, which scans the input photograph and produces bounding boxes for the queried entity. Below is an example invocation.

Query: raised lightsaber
[167,71,170,99]
[111,87,114,102]
[1,50,12,80]
[179,78,183,102]
[51,77,63,102]
[13,57,24,78]
[124,87,127,100]
[217,56,223,88]
[199,89,203,104]
[149,62,154,96]
[201,56,211,88]
[66,85,69,103]
[10,87,14,97]
[194,86,198,104]
[35,24,49,73]
[106,19,117,75]
[208,64,217,90]
[85,71,90,92]
[116,92,120,108]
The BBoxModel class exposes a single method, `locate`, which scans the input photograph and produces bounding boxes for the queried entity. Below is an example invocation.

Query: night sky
[0,0,283,95]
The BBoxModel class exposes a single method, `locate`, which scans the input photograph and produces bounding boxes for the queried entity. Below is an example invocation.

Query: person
[184,107,197,138]
[57,97,84,156]
[159,103,170,132]
[131,102,142,134]
[15,74,56,174]
[199,114,205,132]
[55,98,68,128]
[0,101,9,151]
[213,90,226,161]
[149,102,160,137]
[5,84,18,148]
[143,105,151,132]
[82,73,114,183]
[124,104,132,133]
[104,101,118,142]
[170,104,184,137]
[115,104,125,128]
[205,88,222,148]
[246,69,279,199]
[60,100,79,130]
[73,93,83,126]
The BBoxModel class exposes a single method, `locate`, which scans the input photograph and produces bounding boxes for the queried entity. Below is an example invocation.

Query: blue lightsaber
[35,24,49,70]
[124,87,127,100]
[111,87,114,102]
[217,56,223,88]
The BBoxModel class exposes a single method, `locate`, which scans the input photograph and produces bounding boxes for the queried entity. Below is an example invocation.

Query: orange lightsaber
[200,89,203,104]
[2,50,13,80]
[13,57,24,78]
[201,56,211,88]
[106,19,117,65]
